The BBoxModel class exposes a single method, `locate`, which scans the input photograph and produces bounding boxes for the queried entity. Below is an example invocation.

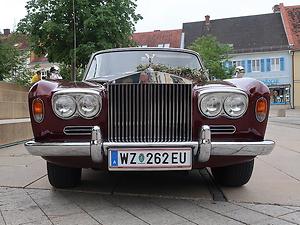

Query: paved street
[0,110,300,225]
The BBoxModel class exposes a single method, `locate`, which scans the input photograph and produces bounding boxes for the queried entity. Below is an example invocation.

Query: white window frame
[271,58,280,71]
[157,43,170,48]
[232,60,242,67]
[251,59,260,72]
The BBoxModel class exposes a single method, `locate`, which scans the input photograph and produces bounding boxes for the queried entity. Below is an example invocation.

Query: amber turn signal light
[32,98,44,123]
[256,97,267,122]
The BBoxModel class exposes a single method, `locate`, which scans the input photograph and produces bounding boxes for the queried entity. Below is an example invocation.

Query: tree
[0,33,31,85]
[17,0,142,79]
[0,43,19,80]
[189,35,234,80]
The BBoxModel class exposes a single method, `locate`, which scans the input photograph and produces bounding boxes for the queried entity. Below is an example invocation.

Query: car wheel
[47,162,82,188]
[211,159,254,187]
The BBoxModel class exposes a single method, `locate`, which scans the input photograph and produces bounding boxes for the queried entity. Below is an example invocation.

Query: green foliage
[59,63,85,81]
[0,43,18,80]
[0,38,31,86]
[189,35,234,80]
[17,0,142,76]
[137,64,208,84]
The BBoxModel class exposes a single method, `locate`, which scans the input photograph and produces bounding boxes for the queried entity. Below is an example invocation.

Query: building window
[251,59,260,72]
[271,58,280,71]
[158,43,170,48]
[233,60,242,67]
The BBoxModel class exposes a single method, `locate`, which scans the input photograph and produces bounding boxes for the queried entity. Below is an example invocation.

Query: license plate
[108,148,192,171]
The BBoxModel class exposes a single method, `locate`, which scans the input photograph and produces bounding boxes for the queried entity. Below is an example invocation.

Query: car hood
[86,68,209,85]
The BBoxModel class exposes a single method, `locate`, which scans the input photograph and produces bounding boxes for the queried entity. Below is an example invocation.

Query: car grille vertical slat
[108,84,192,142]
[157,85,161,142]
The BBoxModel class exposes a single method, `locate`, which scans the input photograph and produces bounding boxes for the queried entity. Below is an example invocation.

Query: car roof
[92,47,201,58]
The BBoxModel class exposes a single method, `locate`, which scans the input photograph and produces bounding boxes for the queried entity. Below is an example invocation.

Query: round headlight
[200,95,222,117]
[77,95,101,118]
[54,95,76,118]
[224,94,248,118]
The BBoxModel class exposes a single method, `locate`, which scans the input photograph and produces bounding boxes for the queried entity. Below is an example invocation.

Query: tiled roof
[16,41,29,50]
[30,52,49,63]
[280,4,300,50]
[132,29,182,48]
[0,35,29,50]
[183,13,289,53]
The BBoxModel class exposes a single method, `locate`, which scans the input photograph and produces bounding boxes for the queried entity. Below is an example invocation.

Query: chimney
[205,15,210,25]
[3,29,10,36]
[272,4,280,13]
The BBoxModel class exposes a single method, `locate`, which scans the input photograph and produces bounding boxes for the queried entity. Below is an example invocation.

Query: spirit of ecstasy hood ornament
[145,53,156,66]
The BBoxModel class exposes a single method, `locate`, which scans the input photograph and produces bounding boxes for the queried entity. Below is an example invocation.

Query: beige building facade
[279,3,300,108]
[293,52,300,108]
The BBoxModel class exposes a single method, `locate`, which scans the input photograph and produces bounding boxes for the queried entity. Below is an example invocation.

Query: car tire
[211,159,254,187]
[47,162,82,188]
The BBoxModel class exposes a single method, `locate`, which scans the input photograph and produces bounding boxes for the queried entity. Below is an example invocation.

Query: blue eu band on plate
[108,148,192,171]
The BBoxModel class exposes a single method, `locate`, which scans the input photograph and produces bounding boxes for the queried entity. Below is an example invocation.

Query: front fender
[192,78,271,141]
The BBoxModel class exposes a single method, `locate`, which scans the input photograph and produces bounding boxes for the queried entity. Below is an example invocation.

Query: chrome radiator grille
[108,84,192,142]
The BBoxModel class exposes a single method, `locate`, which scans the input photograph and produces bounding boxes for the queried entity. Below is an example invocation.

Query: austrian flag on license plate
[108,148,192,171]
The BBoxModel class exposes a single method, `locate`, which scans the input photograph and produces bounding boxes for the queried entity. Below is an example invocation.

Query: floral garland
[137,64,208,84]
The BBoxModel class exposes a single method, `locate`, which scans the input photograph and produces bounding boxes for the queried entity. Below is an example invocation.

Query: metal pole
[72,0,77,81]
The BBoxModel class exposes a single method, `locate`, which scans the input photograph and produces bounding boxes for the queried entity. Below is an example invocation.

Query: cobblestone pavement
[0,110,300,225]
[1,187,300,225]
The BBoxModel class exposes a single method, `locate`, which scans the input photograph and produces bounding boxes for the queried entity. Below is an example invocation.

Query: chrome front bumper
[24,126,275,163]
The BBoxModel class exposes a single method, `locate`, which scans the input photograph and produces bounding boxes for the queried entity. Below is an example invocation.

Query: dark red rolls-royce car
[25,48,275,188]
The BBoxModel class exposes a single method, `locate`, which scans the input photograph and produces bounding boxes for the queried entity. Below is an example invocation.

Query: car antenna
[72,0,77,81]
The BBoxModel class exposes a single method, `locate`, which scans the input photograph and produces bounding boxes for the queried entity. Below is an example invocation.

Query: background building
[132,29,184,48]
[183,12,293,107]
[279,3,300,109]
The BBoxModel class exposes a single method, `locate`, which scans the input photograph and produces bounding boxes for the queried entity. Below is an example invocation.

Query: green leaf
[188,35,233,80]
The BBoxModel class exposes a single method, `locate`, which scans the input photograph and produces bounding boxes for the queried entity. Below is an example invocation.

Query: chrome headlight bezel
[223,94,248,118]
[198,89,248,119]
[199,95,223,118]
[52,95,77,119]
[52,89,102,120]
[77,94,101,119]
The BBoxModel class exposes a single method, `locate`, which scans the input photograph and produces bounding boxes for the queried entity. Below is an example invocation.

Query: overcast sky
[0,0,299,33]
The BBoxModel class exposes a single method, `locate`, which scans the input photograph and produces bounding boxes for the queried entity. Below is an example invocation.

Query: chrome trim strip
[175,84,179,141]
[25,141,91,156]
[53,88,100,95]
[210,125,236,134]
[199,87,247,95]
[153,85,157,141]
[63,126,93,135]
[182,84,186,141]
[211,141,275,156]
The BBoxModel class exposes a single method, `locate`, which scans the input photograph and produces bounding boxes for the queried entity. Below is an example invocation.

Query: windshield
[85,50,202,81]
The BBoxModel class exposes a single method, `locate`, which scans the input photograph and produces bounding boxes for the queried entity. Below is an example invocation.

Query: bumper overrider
[24,126,275,163]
